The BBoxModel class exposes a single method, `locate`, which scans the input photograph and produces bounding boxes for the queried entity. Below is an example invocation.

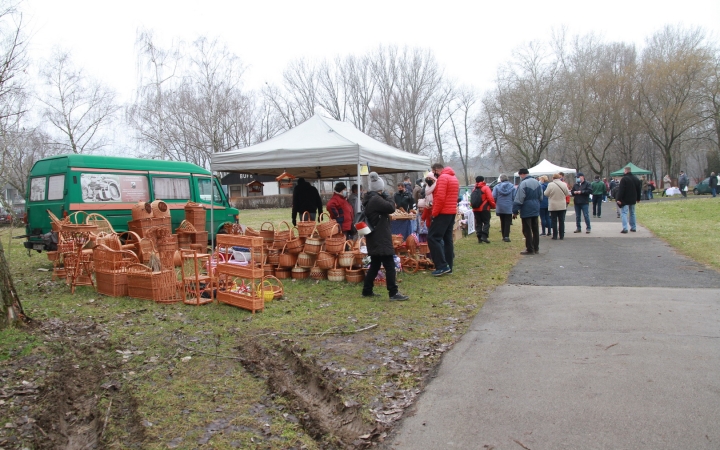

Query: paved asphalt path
[386,207,720,450]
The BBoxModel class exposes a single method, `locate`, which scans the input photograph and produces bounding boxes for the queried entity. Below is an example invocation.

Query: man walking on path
[678,171,689,197]
[571,172,592,233]
[616,166,642,233]
[591,175,607,218]
[428,163,459,276]
[472,176,496,244]
[512,168,543,255]
[710,172,718,197]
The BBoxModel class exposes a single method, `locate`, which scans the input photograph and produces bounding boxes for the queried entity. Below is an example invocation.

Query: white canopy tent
[211,114,430,179]
[513,159,576,178]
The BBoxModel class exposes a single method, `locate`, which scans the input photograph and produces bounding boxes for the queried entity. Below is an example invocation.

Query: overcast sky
[23,0,720,104]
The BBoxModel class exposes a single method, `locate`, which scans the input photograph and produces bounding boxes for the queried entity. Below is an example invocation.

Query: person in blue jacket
[538,175,551,236]
[492,174,516,243]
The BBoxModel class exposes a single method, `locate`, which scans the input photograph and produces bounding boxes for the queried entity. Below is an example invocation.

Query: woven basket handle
[301,211,310,222]
[260,221,274,232]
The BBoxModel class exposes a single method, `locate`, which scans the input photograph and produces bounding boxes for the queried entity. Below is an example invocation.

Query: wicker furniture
[179,250,213,306]
[215,234,265,313]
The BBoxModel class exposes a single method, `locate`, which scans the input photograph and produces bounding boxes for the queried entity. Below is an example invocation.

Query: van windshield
[197,178,223,204]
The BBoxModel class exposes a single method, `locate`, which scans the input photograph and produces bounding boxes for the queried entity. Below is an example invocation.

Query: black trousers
[550,210,566,238]
[521,216,539,252]
[362,254,398,297]
[473,210,491,241]
[592,196,603,217]
[428,213,455,270]
[498,214,513,238]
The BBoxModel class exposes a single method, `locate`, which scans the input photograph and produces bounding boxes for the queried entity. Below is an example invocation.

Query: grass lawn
[638,197,720,270]
[0,209,523,449]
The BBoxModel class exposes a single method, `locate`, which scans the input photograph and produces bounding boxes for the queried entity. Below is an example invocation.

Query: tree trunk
[0,239,26,329]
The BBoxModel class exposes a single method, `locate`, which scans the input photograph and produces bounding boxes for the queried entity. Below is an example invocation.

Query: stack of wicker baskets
[184,202,206,231]
[93,244,139,297]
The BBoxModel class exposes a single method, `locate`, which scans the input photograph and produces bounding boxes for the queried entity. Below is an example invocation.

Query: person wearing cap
[591,175,607,218]
[472,176,496,243]
[678,171,689,197]
[326,182,354,239]
[291,177,323,226]
[512,168,543,255]
[492,174,516,242]
[361,172,409,301]
[616,166,642,233]
[571,172,592,233]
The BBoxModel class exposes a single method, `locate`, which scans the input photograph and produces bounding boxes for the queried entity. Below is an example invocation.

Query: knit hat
[577,172,584,177]
[368,172,385,191]
[334,182,346,193]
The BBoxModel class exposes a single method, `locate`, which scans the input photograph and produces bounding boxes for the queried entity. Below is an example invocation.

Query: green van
[24,154,239,252]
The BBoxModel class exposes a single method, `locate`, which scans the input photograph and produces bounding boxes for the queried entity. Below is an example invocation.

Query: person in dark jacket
[591,175,607,218]
[472,176,496,244]
[538,176,551,236]
[393,183,413,211]
[361,172,409,301]
[291,178,323,226]
[571,172,593,233]
[710,172,718,197]
[616,166,643,233]
[512,169,543,255]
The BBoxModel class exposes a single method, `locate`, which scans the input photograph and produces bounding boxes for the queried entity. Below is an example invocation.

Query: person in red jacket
[472,176,496,244]
[326,182,354,239]
[429,163,459,276]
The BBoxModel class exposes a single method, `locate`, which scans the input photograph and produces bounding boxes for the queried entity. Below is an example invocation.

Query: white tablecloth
[665,187,681,196]
[464,210,475,235]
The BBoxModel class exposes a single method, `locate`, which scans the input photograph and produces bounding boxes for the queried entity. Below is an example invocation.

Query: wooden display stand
[215,234,265,313]
[179,250,214,306]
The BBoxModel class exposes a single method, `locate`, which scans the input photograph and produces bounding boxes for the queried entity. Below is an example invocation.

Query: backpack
[470,187,483,209]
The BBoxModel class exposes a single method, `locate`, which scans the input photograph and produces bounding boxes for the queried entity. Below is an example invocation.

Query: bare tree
[635,25,712,177]
[39,51,120,154]
[339,54,375,133]
[429,81,456,165]
[448,87,478,184]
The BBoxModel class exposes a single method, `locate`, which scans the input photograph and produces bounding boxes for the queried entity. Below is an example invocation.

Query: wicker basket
[244,226,260,237]
[309,265,327,280]
[291,264,309,279]
[338,241,355,267]
[151,200,170,218]
[278,244,298,268]
[327,260,345,282]
[275,221,293,241]
[257,279,275,302]
[263,275,285,299]
[93,244,138,272]
[392,234,404,247]
[316,213,338,238]
[259,222,275,246]
[316,250,336,270]
[418,242,429,255]
[285,227,305,254]
[303,230,324,255]
[184,202,206,230]
[267,249,280,266]
[297,251,316,268]
[354,237,367,266]
[127,264,178,302]
[324,233,345,254]
[296,211,316,238]
[132,202,153,221]
[95,271,129,297]
[274,267,291,279]
[345,268,365,283]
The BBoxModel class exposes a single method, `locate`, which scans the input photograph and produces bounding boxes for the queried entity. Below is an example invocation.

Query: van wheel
[693,188,699,195]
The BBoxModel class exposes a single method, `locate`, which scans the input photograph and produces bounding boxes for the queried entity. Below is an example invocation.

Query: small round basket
[291,264,309,279]
[324,231,345,254]
[297,251,316,268]
[338,241,355,267]
[316,213,338,238]
[327,260,345,282]
[316,250,336,270]
[309,265,327,280]
[296,211,316,238]
[303,230,324,255]
[345,268,365,283]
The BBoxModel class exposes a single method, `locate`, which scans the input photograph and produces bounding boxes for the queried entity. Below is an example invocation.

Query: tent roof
[211,114,430,178]
[513,159,576,177]
[610,163,652,176]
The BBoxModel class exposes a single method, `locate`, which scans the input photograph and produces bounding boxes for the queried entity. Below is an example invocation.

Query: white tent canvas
[514,159,576,177]
[211,114,430,178]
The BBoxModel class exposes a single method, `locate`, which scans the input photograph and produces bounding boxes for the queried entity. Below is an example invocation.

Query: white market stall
[513,159,576,178]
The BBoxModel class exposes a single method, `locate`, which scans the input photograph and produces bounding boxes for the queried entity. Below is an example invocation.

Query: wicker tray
[217,290,264,313]
[216,234,263,248]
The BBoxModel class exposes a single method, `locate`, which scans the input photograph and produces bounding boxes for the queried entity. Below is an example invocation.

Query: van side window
[48,175,65,200]
[153,177,190,200]
[30,177,46,201]
[197,178,222,203]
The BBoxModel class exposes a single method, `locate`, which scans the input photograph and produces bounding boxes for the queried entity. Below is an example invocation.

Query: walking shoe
[574,229,582,233]
[630,229,636,232]
[432,266,451,277]
[362,292,381,297]
[481,238,490,244]
[592,215,596,218]
[520,250,535,255]
[389,293,409,301]
[586,229,591,234]
[620,230,628,234]
[617,214,620,218]
[597,216,601,218]
[551,236,557,240]
[503,237,511,242]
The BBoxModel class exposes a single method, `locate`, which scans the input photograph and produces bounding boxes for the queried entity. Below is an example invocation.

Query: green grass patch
[0,211,523,448]
[638,197,720,270]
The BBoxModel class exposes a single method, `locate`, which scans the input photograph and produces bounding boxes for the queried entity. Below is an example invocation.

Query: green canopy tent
[610,163,652,177]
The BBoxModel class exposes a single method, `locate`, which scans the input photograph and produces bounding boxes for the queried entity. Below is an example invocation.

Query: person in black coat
[393,183,413,211]
[571,172,593,233]
[616,166,643,233]
[361,172,409,301]
[291,178,323,226]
